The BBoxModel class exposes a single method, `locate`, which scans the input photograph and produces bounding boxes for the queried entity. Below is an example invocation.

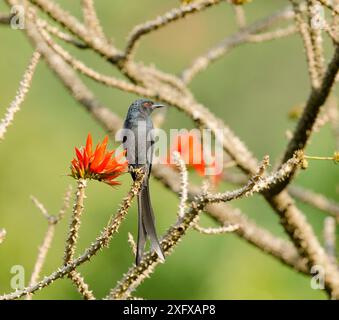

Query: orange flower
[166,132,222,185]
[71,133,127,186]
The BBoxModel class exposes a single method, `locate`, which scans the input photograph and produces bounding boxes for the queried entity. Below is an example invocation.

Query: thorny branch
[181,5,297,83]
[0,169,147,300]
[1,0,339,300]
[63,179,95,300]
[153,164,308,274]
[81,0,106,40]
[64,179,87,263]
[26,188,71,300]
[108,154,302,300]
[119,0,224,62]
[0,50,40,141]
[222,171,339,221]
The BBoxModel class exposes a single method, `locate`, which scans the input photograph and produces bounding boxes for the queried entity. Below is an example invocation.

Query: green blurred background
[0,0,338,299]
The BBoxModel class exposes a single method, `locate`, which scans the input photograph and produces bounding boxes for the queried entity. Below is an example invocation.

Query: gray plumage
[123,99,165,265]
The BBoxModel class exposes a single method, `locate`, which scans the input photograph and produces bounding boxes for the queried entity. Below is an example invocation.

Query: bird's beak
[152,103,166,109]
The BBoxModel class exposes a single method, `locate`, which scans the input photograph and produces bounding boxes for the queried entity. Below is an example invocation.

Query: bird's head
[130,99,165,115]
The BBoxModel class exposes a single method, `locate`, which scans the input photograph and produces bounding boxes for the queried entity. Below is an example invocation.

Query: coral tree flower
[166,132,222,185]
[71,133,127,186]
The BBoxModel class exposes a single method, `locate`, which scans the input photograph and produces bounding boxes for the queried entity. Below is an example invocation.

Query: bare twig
[267,191,339,298]
[30,195,51,221]
[57,185,73,222]
[81,0,106,40]
[193,218,239,234]
[278,45,339,184]
[19,9,123,134]
[247,25,297,43]
[265,91,339,297]
[62,179,95,300]
[35,21,154,97]
[153,164,308,274]
[0,51,40,140]
[39,19,88,49]
[306,0,325,79]
[64,179,87,263]
[26,223,55,300]
[323,217,337,263]
[290,0,321,88]
[290,185,339,222]
[29,0,120,59]
[107,155,301,299]
[233,4,246,28]
[68,271,95,300]
[26,191,69,300]
[324,21,339,44]
[222,169,339,221]
[172,151,189,218]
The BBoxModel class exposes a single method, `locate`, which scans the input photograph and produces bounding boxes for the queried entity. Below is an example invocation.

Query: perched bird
[123,99,166,265]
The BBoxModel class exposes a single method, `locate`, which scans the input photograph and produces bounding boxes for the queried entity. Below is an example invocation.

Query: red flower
[166,132,222,185]
[71,133,127,186]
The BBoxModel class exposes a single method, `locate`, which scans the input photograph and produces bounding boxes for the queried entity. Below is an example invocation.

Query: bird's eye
[142,101,152,108]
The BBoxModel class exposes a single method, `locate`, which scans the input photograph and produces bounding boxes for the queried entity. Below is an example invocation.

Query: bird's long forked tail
[136,185,165,265]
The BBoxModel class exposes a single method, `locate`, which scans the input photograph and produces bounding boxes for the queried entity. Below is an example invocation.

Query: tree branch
[273,45,339,192]
[81,0,106,40]
[0,170,146,300]
[26,187,71,300]
[107,155,302,299]
[0,50,40,141]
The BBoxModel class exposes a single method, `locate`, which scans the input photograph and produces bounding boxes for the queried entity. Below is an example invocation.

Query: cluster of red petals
[71,133,127,186]
[166,132,222,185]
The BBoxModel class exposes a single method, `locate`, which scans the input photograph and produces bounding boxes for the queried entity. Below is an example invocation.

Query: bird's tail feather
[136,194,147,265]
[136,185,165,265]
